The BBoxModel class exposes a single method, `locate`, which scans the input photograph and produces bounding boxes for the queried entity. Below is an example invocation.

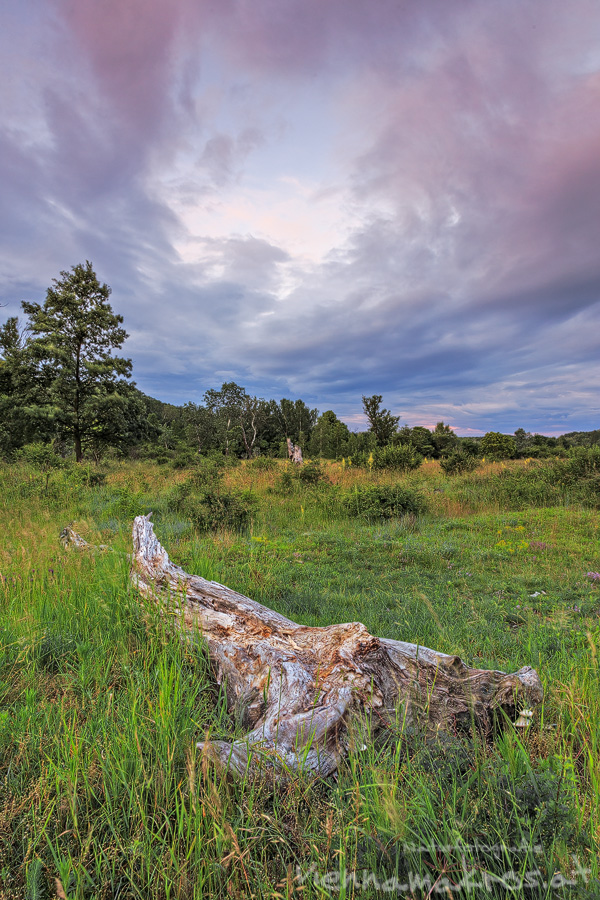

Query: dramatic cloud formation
[1,0,599,433]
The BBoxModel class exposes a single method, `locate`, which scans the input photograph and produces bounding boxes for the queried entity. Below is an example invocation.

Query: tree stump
[286,437,303,465]
[130,516,543,777]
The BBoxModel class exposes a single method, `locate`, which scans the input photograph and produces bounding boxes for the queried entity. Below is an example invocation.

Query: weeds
[0,458,598,896]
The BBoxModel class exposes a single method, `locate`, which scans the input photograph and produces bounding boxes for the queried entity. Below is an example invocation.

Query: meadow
[0,456,599,899]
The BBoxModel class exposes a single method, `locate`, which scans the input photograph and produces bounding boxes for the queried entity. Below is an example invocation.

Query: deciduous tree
[203,382,268,458]
[481,431,517,461]
[361,394,399,446]
[431,421,458,458]
[308,410,350,459]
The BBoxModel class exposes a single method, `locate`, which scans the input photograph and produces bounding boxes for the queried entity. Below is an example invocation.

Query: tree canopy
[15,261,137,460]
[362,394,400,446]
[1,265,598,462]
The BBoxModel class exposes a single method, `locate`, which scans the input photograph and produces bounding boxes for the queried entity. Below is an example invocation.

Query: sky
[1,0,600,435]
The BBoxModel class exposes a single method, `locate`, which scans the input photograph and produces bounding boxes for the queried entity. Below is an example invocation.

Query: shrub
[186,487,256,532]
[480,431,516,460]
[15,442,65,494]
[350,445,423,472]
[372,443,423,472]
[16,442,64,470]
[110,485,149,519]
[273,469,294,494]
[35,627,84,674]
[475,467,559,509]
[169,473,256,532]
[456,462,600,509]
[272,462,329,492]
[480,757,582,849]
[296,461,326,484]
[556,446,600,480]
[548,449,600,506]
[343,484,426,520]
[440,450,478,475]
[62,463,106,487]
[247,456,278,471]
[171,448,199,469]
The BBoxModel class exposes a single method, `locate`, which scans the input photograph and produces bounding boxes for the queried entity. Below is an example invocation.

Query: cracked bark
[130,515,543,777]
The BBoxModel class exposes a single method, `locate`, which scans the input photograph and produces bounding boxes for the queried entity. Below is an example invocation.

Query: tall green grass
[0,459,598,897]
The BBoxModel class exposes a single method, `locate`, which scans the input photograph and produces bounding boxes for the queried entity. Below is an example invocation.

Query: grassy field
[0,457,599,898]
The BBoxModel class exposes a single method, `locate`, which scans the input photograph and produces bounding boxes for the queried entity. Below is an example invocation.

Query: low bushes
[273,461,329,493]
[439,450,478,475]
[246,456,278,471]
[343,484,426,520]
[455,453,600,509]
[351,444,423,472]
[169,466,256,532]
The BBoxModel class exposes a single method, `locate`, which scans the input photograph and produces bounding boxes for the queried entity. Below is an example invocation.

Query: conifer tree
[21,261,132,460]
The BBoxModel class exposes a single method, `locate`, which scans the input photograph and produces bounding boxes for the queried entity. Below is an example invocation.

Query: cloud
[1,0,600,433]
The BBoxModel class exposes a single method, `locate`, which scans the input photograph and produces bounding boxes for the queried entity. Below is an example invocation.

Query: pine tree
[21,261,132,461]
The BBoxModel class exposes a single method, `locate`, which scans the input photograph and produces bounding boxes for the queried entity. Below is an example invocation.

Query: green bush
[296,461,326,484]
[350,444,423,472]
[247,456,278,471]
[273,469,294,494]
[35,627,83,674]
[15,442,66,495]
[188,488,256,532]
[373,443,423,471]
[271,462,328,492]
[440,450,478,475]
[171,448,199,469]
[169,473,256,532]
[556,446,600,480]
[456,461,600,509]
[480,757,582,849]
[472,467,559,509]
[110,485,149,519]
[343,484,426,520]
[481,431,517,460]
[62,462,106,488]
[17,442,64,469]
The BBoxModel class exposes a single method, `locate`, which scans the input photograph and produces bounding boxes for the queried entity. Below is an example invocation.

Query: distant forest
[1,261,598,464]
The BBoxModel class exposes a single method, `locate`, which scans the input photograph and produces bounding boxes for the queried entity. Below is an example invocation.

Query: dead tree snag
[286,437,303,465]
[130,515,543,777]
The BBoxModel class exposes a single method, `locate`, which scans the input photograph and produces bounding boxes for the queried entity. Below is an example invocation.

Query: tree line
[1,262,598,464]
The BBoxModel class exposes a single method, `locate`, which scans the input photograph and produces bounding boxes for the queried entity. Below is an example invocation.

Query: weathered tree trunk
[131,516,543,778]
[286,437,303,465]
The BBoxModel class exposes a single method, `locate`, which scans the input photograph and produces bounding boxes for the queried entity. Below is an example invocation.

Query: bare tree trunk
[130,516,543,778]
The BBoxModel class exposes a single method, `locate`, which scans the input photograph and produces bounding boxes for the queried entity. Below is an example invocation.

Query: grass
[0,457,599,898]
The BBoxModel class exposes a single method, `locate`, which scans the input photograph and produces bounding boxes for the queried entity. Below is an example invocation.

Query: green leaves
[361,394,400,446]
[17,261,134,460]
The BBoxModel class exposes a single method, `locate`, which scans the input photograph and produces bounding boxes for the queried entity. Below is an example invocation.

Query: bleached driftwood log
[131,515,543,777]
[60,526,110,552]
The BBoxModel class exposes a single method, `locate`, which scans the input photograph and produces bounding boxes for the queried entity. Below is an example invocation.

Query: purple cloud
[1,0,599,433]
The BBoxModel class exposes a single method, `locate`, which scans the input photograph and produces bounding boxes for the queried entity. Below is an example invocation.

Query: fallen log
[60,526,111,552]
[130,515,543,777]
